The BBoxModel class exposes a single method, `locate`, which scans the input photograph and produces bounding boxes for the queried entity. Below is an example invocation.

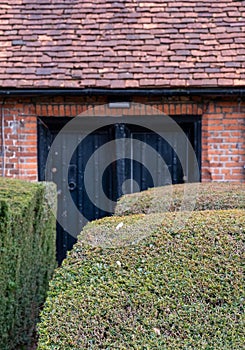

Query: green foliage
[0,178,57,350]
[38,209,244,349]
[115,182,245,216]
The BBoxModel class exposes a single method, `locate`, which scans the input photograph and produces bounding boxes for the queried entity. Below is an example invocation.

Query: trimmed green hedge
[0,178,57,350]
[115,182,245,216]
[38,209,244,349]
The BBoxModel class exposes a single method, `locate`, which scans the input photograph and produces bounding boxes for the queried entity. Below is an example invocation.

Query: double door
[38,117,201,262]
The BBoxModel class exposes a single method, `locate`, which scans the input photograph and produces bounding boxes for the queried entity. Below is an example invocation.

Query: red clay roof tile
[0,0,244,88]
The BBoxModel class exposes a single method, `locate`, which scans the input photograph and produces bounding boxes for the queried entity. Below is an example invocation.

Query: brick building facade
[0,0,244,183]
[1,93,244,182]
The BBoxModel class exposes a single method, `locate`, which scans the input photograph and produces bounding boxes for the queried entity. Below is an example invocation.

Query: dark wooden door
[38,117,201,263]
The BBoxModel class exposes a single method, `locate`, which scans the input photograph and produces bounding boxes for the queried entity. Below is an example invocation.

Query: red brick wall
[0,100,37,180]
[0,95,244,182]
[202,101,245,182]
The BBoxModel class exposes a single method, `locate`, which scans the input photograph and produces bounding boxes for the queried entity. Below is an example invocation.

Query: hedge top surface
[0,177,40,209]
[0,177,39,192]
[38,209,244,349]
[0,177,56,212]
[115,182,245,216]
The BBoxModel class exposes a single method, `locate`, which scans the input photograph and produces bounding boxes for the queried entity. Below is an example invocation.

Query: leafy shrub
[38,209,244,349]
[0,178,57,350]
[115,182,245,216]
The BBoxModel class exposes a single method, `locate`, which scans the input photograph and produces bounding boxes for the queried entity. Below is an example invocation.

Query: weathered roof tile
[0,0,244,88]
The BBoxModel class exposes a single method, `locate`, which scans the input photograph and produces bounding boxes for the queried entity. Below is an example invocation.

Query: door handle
[68,181,76,191]
[68,164,77,191]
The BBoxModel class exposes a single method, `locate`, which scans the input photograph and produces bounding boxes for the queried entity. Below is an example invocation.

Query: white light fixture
[108,102,131,109]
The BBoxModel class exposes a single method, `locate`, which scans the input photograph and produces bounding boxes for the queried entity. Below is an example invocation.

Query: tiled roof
[0,0,245,89]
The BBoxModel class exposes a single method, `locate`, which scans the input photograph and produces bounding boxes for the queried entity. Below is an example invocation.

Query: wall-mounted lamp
[108,102,131,109]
